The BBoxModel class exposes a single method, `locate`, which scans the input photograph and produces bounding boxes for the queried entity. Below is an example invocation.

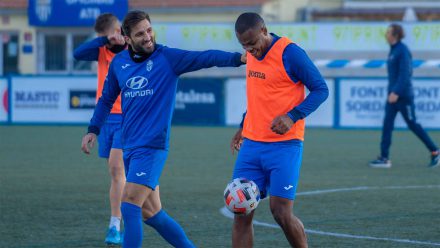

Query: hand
[107,33,125,46]
[240,52,247,64]
[388,92,399,103]
[81,133,97,154]
[230,128,243,155]
[271,115,294,135]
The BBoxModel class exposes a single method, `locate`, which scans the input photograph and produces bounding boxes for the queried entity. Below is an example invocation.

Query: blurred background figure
[74,13,126,245]
[369,23,440,169]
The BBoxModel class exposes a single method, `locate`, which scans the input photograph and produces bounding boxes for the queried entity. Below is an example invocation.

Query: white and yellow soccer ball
[224,178,260,215]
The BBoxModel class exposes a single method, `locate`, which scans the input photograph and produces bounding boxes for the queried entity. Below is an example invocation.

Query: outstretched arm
[74,36,108,61]
[163,47,245,75]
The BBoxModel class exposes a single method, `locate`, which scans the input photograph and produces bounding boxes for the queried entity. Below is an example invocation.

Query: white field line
[297,185,440,196]
[220,185,440,246]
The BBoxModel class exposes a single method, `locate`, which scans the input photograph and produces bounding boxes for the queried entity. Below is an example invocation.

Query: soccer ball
[224,178,260,215]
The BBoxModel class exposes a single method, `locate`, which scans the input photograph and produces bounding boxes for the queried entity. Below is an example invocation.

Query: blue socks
[121,202,143,248]
[144,209,195,248]
[121,202,195,248]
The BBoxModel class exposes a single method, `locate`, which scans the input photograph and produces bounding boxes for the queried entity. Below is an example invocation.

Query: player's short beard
[132,37,156,55]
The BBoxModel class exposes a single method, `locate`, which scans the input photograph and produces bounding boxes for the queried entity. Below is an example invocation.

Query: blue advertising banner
[70,90,96,109]
[173,78,224,125]
[339,79,440,129]
[28,0,128,27]
[10,76,97,124]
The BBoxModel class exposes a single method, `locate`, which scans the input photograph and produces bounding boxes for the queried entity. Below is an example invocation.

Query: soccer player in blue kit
[81,10,245,248]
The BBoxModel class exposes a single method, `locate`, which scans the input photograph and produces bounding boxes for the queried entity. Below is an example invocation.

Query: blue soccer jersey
[88,44,243,150]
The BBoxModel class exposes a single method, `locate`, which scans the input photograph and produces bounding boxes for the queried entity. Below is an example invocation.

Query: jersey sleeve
[282,44,329,122]
[162,47,244,75]
[88,60,121,134]
[74,36,108,61]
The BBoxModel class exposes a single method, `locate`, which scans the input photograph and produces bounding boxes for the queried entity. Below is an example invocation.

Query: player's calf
[232,212,255,248]
[270,197,307,248]
[144,209,195,248]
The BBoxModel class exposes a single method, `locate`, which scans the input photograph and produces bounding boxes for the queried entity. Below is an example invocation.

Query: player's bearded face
[127,19,156,54]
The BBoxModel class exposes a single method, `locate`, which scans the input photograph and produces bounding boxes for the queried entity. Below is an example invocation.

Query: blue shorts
[233,138,303,200]
[98,117,122,158]
[123,147,168,190]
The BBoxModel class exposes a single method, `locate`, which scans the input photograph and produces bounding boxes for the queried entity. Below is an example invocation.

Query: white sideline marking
[297,185,440,196]
[220,185,440,246]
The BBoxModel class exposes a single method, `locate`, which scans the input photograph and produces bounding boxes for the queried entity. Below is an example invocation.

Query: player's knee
[234,213,253,226]
[142,206,160,219]
[122,190,139,204]
[109,167,124,181]
[108,161,124,179]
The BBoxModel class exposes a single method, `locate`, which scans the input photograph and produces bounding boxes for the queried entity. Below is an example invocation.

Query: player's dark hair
[389,23,405,41]
[94,13,118,34]
[122,10,151,37]
[235,12,265,34]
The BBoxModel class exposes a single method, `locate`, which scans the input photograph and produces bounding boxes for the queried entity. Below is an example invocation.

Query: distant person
[74,13,126,245]
[369,23,439,168]
[230,12,328,248]
[81,10,245,248]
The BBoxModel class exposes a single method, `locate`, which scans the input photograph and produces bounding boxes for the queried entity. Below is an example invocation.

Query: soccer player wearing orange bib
[230,13,329,248]
[74,13,126,245]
